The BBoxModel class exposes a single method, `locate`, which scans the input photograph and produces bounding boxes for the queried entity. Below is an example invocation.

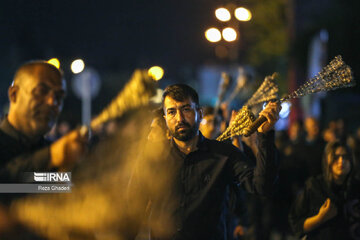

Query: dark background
[0,0,359,128]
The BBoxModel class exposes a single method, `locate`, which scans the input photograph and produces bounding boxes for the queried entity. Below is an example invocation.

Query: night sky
[1,0,359,125]
[0,0,219,73]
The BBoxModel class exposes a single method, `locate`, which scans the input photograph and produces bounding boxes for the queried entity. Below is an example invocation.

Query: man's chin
[173,132,193,141]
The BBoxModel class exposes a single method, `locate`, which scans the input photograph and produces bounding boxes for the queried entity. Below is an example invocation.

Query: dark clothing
[297,138,326,179]
[289,175,360,240]
[129,131,279,240]
[0,117,52,239]
[0,117,51,184]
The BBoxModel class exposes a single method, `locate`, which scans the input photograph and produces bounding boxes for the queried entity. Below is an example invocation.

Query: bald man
[0,60,87,182]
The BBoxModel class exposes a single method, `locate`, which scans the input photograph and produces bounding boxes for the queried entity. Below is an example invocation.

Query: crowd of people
[0,60,359,240]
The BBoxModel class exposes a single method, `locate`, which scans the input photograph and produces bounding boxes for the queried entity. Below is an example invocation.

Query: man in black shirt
[127,84,281,240]
[0,61,87,237]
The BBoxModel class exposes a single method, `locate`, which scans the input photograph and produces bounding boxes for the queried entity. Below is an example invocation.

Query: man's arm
[0,129,87,182]
[231,102,280,195]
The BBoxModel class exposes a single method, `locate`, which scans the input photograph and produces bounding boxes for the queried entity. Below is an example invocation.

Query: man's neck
[173,134,199,155]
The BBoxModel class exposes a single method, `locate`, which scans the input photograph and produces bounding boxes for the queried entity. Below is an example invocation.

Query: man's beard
[170,121,199,141]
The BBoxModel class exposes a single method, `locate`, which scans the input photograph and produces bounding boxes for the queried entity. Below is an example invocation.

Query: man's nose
[175,109,185,122]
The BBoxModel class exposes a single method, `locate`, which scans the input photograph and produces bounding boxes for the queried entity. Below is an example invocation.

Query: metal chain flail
[245,72,279,107]
[242,55,355,138]
[281,55,354,101]
[216,73,279,141]
[91,69,157,129]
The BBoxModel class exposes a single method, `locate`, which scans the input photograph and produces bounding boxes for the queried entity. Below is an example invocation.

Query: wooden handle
[243,115,267,137]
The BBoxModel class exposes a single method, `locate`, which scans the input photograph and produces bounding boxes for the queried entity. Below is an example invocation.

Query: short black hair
[162,84,200,108]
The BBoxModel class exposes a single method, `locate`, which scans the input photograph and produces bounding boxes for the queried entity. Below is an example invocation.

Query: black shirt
[128,131,279,240]
[0,117,51,183]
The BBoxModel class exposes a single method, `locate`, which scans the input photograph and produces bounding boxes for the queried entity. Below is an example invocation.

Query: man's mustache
[175,122,191,131]
[33,106,58,118]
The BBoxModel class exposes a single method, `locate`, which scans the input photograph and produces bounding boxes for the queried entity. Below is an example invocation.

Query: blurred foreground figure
[127,84,281,240]
[289,141,360,239]
[0,61,87,238]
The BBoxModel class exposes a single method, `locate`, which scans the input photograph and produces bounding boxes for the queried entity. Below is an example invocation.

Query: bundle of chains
[91,69,157,129]
[217,55,355,140]
[216,73,279,141]
[216,106,256,141]
[281,55,354,102]
[245,72,279,107]
[238,55,354,138]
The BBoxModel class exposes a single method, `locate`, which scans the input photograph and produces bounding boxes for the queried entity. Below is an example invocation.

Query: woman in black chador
[289,140,360,239]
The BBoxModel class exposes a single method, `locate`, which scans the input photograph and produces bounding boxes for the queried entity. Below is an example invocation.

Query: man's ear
[8,85,19,103]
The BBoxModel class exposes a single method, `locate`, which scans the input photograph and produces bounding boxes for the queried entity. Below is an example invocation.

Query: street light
[234,7,252,21]
[47,58,60,69]
[71,59,85,74]
[205,28,222,43]
[215,8,231,22]
[148,66,164,81]
[222,27,237,42]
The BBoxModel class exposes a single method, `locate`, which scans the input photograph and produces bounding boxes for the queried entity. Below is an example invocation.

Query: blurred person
[288,120,304,145]
[323,128,337,143]
[57,120,71,137]
[0,61,88,238]
[199,106,223,139]
[296,117,326,179]
[335,118,347,141]
[126,84,281,240]
[147,107,169,142]
[289,141,360,239]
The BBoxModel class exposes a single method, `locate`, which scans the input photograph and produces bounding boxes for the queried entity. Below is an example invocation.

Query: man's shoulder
[0,128,15,146]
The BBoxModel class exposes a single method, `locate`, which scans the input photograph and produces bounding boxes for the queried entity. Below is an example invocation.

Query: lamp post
[205,4,252,61]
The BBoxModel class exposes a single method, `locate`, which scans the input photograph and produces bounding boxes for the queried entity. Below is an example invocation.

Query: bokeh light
[205,28,222,43]
[148,66,164,81]
[47,58,60,69]
[234,7,252,21]
[71,59,85,74]
[280,102,291,118]
[215,8,231,22]
[222,27,237,42]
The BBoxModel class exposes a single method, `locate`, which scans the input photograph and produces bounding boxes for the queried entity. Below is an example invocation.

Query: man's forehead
[163,96,196,109]
[28,68,65,89]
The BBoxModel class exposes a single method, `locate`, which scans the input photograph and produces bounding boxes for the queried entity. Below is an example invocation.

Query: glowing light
[215,8,231,22]
[71,59,85,74]
[205,28,222,43]
[47,58,60,69]
[148,66,164,81]
[280,102,291,118]
[234,7,252,21]
[222,27,237,42]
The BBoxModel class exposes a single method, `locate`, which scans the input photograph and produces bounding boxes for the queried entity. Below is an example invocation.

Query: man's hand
[318,198,338,223]
[50,128,88,170]
[257,101,281,133]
